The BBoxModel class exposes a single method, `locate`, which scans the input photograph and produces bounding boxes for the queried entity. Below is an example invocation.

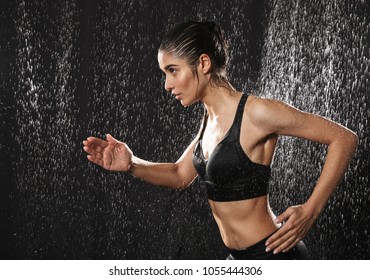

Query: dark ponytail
[159,21,234,91]
[202,21,229,70]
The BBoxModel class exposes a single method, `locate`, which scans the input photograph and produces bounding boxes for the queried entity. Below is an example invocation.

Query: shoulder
[244,94,299,134]
[245,95,286,121]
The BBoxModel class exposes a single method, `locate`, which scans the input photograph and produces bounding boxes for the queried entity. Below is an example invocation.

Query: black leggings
[226,233,310,260]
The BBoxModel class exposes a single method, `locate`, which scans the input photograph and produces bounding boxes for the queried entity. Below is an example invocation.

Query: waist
[227,234,310,260]
[227,228,278,252]
[209,196,278,249]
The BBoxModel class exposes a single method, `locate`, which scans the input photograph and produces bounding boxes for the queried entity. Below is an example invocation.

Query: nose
[164,77,174,92]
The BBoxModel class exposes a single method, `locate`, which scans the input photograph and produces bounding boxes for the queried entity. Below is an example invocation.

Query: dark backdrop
[0,0,369,259]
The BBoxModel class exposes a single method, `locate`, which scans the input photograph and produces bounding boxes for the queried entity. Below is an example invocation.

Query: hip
[226,231,310,260]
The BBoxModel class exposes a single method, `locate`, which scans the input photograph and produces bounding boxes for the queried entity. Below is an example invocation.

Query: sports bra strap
[198,94,248,140]
[199,109,208,140]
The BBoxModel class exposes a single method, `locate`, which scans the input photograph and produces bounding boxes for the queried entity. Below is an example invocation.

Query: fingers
[83,136,108,152]
[85,136,109,149]
[265,224,290,253]
[82,136,107,164]
[83,138,105,166]
[83,145,103,159]
[265,208,296,248]
[82,135,116,170]
[106,134,117,143]
[282,236,302,253]
[272,235,301,254]
[106,134,125,150]
[274,207,294,224]
[266,225,301,254]
[265,205,313,254]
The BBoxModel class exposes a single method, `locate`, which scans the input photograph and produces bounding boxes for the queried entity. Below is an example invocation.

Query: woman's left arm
[253,98,359,255]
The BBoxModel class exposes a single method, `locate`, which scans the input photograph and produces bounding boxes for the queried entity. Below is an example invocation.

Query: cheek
[183,73,197,89]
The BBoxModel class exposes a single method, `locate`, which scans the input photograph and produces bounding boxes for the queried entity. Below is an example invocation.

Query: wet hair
[159,21,234,91]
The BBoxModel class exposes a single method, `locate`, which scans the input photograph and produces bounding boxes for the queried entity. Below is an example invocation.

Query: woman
[82,21,358,259]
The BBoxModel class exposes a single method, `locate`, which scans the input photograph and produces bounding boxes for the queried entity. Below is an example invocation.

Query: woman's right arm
[83,134,199,189]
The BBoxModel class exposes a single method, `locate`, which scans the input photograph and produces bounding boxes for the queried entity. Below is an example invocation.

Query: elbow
[329,129,358,156]
[175,173,194,190]
[340,130,358,160]
[176,180,191,190]
[348,130,359,151]
[173,163,195,190]
[172,177,192,190]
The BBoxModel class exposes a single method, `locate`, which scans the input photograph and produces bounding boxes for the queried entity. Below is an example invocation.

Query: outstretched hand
[265,204,317,254]
[83,134,133,172]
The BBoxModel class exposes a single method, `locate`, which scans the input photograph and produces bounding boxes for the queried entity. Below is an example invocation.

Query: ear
[198,54,212,74]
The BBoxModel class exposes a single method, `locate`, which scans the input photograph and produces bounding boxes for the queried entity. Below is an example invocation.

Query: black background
[1,0,369,259]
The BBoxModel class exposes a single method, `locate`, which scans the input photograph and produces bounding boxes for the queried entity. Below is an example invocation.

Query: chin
[179,100,192,107]
[180,97,197,107]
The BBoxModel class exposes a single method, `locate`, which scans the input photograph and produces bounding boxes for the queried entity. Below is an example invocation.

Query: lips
[172,92,181,99]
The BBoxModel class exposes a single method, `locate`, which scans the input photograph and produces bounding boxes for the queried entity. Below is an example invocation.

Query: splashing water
[0,0,368,259]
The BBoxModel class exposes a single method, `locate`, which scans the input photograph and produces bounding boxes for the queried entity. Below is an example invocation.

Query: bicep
[174,134,199,188]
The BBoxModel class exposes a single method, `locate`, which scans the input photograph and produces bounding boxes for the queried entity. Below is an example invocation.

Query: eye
[168,67,177,74]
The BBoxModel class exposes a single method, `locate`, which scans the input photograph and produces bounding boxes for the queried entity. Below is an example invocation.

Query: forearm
[306,133,358,216]
[128,156,188,189]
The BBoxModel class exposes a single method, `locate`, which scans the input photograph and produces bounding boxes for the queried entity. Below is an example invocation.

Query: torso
[196,93,279,249]
[208,197,278,249]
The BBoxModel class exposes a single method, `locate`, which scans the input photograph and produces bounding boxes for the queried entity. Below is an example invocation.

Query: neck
[200,86,240,119]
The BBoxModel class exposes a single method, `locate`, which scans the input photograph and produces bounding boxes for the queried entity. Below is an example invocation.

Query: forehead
[157,51,187,69]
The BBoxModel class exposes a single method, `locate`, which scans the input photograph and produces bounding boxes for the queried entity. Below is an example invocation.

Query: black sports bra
[192,94,271,202]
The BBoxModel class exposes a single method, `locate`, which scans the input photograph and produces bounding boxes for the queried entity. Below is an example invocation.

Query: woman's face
[158,51,203,107]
